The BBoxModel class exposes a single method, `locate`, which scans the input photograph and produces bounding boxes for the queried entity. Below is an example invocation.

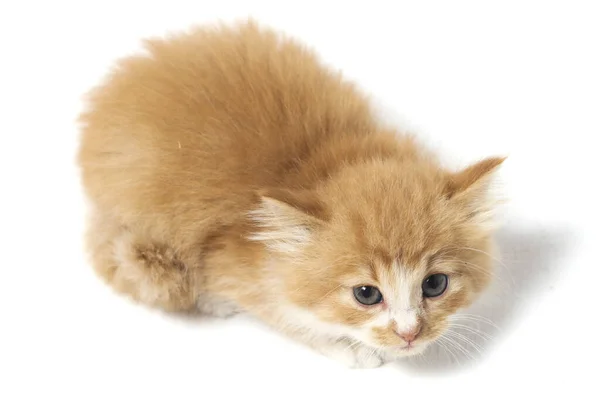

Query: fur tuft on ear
[445,156,507,230]
[247,189,327,254]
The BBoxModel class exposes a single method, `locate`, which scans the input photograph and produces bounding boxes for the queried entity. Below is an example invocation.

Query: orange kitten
[78,20,504,368]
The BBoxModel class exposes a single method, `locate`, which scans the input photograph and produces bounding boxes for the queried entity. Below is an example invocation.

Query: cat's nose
[395,325,422,343]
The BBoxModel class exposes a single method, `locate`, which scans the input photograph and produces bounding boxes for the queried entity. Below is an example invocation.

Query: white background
[1,1,598,399]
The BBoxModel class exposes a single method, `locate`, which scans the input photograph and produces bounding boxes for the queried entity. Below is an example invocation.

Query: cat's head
[249,153,505,357]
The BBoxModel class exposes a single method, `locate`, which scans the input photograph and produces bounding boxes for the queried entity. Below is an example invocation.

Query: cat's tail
[84,210,201,311]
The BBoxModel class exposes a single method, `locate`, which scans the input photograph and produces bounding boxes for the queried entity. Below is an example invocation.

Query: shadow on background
[396,222,575,375]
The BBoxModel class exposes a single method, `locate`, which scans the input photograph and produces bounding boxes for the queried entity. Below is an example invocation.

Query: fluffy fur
[78,20,505,368]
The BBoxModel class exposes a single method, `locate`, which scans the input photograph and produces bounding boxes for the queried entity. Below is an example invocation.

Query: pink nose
[396,326,422,343]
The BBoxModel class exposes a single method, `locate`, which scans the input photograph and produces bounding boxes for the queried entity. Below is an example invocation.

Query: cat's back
[78,21,375,234]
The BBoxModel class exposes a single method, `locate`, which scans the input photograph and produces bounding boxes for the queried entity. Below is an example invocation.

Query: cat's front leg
[308,336,385,369]
[252,309,386,368]
[196,293,242,318]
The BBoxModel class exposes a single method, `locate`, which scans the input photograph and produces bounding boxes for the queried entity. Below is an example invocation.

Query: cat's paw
[197,293,241,318]
[320,340,384,369]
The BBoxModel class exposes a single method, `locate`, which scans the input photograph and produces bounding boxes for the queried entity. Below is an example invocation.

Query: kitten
[78,20,504,368]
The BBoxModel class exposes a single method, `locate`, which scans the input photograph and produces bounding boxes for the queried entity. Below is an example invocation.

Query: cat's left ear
[247,188,329,254]
[444,156,507,227]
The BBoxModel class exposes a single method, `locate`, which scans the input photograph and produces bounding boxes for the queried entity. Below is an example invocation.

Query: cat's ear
[444,156,507,228]
[247,188,328,254]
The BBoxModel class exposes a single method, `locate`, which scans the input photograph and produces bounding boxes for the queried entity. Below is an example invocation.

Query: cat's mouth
[395,341,428,356]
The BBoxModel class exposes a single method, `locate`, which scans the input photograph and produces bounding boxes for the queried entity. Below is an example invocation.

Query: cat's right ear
[247,188,328,254]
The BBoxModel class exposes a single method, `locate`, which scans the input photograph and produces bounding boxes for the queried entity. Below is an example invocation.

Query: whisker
[450,314,501,330]
[444,330,483,355]
[436,336,460,365]
[341,338,362,353]
[365,345,381,363]
[314,283,344,304]
[449,337,474,361]
[437,246,515,287]
[439,334,473,361]
[436,256,503,282]
[448,323,493,340]
[452,247,515,284]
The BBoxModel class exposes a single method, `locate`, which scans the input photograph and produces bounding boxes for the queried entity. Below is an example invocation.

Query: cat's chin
[389,341,430,358]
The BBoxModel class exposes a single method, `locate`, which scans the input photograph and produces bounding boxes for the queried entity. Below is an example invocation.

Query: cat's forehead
[336,247,430,289]
[344,204,454,267]
[328,167,463,266]
[365,247,425,284]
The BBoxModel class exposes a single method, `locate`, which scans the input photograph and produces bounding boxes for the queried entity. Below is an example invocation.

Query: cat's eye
[353,286,383,305]
[422,274,448,298]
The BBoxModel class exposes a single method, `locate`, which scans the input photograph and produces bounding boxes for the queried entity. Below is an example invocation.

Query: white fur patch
[196,293,241,317]
[367,261,422,335]
[392,268,420,332]
[278,303,352,340]
[279,303,384,368]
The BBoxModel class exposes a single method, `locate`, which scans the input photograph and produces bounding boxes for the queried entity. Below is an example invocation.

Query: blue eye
[422,274,448,297]
[353,286,383,305]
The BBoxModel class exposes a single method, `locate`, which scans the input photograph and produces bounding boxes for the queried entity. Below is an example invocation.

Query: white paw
[320,340,384,369]
[197,294,241,318]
